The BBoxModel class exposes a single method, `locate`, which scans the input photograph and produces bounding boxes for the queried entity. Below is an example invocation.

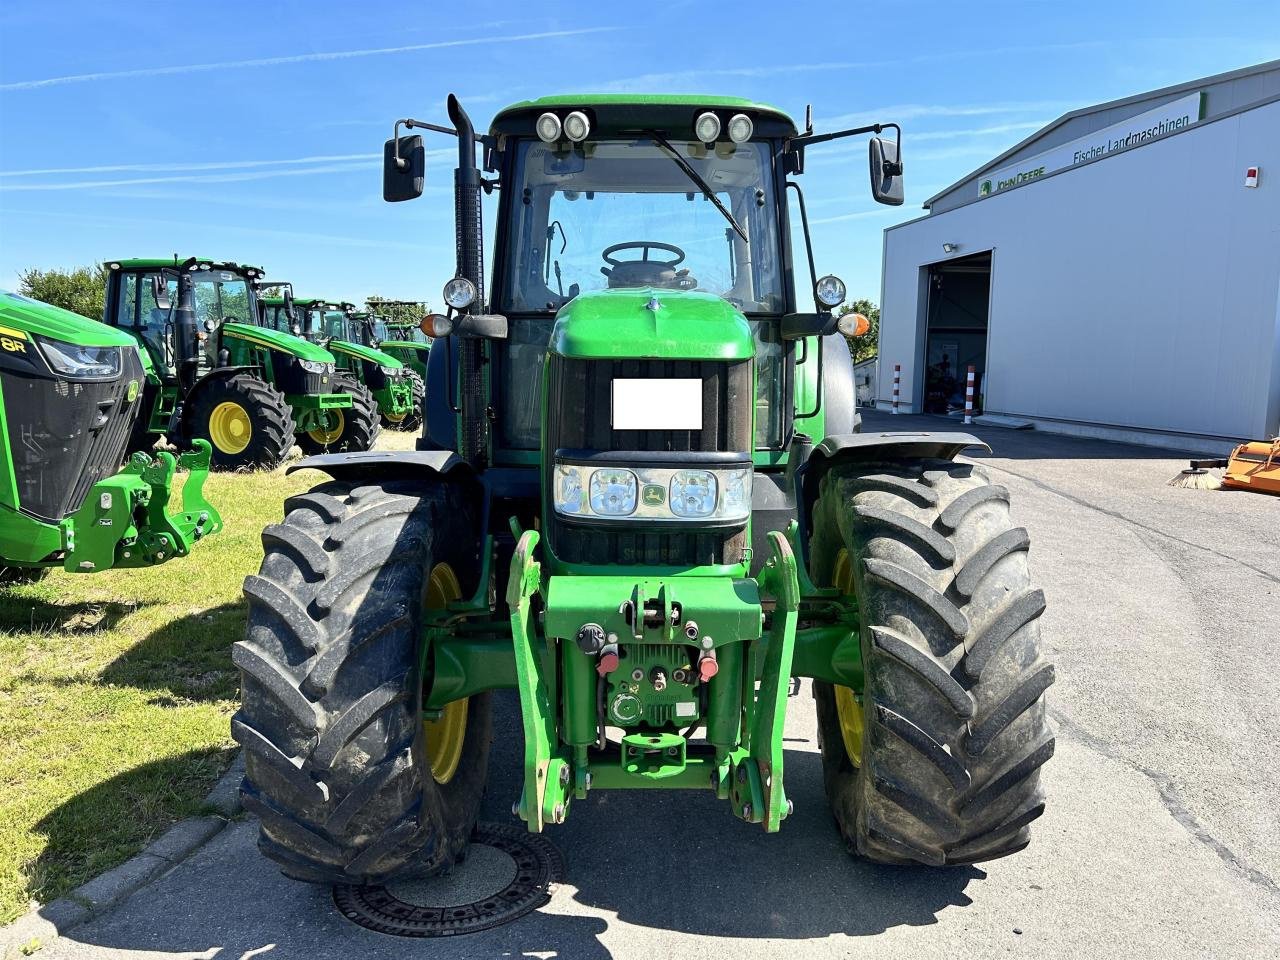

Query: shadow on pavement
[860,409,1209,461]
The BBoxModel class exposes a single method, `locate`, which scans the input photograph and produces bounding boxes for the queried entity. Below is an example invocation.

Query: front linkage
[505,527,813,833]
[60,439,222,571]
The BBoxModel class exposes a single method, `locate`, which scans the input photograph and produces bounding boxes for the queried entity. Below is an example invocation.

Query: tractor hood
[328,339,404,369]
[550,288,754,361]
[0,290,137,348]
[221,322,336,363]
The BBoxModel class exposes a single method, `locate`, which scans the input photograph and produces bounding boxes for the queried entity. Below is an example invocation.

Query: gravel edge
[0,751,244,957]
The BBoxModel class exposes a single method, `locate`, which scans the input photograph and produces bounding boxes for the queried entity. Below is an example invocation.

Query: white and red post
[892,364,901,415]
[964,365,976,424]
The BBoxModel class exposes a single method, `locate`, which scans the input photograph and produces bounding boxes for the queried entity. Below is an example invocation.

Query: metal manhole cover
[332,822,564,938]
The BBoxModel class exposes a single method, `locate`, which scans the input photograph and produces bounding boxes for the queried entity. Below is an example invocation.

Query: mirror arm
[791,121,902,173]
[392,118,457,169]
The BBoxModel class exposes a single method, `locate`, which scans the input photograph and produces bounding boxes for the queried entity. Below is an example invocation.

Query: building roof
[923,58,1280,210]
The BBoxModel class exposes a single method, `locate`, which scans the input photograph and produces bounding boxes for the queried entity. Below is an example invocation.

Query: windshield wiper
[645,129,748,243]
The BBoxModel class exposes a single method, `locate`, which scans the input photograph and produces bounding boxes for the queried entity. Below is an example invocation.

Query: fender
[286,449,473,483]
[797,431,990,549]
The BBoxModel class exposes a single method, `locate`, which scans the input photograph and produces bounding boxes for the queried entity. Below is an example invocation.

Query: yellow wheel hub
[832,548,865,767]
[423,562,468,784]
[208,401,252,455]
[307,409,345,446]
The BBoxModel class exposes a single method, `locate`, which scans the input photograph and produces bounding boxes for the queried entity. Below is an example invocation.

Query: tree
[365,296,428,326]
[17,264,110,320]
[837,298,880,363]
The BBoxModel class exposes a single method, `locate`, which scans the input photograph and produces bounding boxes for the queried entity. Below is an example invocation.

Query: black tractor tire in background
[297,372,380,456]
[808,458,1054,865]
[188,372,295,470]
[235,479,492,885]
[384,370,425,431]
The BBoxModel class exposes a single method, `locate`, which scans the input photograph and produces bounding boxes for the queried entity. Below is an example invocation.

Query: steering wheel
[602,241,686,269]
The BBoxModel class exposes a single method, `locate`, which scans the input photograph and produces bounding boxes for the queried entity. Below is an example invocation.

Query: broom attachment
[1167,458,1227,490]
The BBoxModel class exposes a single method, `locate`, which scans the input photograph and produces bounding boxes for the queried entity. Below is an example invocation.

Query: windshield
[323,310,359,342]
[387,324,430,344]
[368,318,388,343]
[192,272,253,327]
[503,139,783,313]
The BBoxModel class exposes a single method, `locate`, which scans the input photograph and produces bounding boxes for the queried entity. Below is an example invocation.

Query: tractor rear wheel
[235,479,491,885]
[383,370,425,431]
[188,373,295,470]
[297,373,380,455]
[809,458,1054,865]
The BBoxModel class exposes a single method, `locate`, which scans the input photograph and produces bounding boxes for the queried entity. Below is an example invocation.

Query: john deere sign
[978,91,1206,198]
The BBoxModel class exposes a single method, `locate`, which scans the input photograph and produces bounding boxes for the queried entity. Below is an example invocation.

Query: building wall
[879,98,1280,442]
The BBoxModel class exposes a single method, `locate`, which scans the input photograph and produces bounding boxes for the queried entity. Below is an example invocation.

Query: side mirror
[283,289,294,315]
[383,134,425,202]
[150,275,171,311]
[869,137,904,206]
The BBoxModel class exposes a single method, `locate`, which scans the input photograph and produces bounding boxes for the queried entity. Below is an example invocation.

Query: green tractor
[290,298,417,431]
[236,95,1054,885]
[103,258,355,469]
[0,290,219,578]
[360,301,430,430]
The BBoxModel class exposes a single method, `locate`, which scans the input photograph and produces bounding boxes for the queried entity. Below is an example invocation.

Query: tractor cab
[293,298,419,429]
[364,300,432,386]
[103,258,359,468]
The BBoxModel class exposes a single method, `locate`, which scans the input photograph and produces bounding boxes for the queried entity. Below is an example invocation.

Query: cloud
[0,26,617,91]
[820,101,1075,129]
[0,154,378,178]
[0,163,377,192]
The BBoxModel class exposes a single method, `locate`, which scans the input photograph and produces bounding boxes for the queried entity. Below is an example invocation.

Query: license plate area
[611,378,702,431]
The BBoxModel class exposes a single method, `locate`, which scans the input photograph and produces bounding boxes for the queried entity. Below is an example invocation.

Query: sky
[0,0,1275,309]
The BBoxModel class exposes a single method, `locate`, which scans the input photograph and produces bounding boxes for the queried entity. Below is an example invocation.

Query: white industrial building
[877,60,1280,450]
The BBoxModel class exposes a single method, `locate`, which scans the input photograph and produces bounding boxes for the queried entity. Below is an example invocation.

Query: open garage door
[924,251,991,415]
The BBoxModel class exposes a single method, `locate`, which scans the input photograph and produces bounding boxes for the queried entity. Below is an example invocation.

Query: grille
[3,349,144,523]
[545,355,752,567]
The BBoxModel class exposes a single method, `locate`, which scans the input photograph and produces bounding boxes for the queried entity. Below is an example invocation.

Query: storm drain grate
[332,822,565,937]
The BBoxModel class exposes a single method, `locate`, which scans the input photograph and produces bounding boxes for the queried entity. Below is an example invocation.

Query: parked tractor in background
[103,258,355,469]
[0,290,219,578]
[236,94,1054,886]
[360,300,429,430]
[291,298,416,431]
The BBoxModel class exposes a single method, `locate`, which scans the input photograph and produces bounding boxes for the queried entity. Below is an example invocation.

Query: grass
[0,430,416,924]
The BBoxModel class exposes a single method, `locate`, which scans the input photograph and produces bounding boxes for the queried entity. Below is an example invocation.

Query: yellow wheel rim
[208,401,252,455]
[385,410,407,424]
[832,548,865,767]
[423,562,468,784]
[307,409,345,446]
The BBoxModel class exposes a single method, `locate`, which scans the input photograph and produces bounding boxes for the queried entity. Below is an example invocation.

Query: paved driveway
[27,414,1280,959]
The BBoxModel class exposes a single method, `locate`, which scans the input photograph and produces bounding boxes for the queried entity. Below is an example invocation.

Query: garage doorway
[923,251,991,415]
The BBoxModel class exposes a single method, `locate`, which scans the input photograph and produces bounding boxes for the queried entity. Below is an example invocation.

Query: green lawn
[0,431,415,923]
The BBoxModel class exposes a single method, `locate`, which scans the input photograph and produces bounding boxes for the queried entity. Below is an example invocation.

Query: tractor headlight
[442,276,476,310]
[589,468,638,516]
[35,336,121,380]
[552,460,751,523]
[298,358,329,374]
[380,364,401,377]
[815,274,846,309]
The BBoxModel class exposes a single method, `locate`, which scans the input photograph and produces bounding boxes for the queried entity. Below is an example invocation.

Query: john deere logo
[979,179,993,197]
[642,484,666,507]
[126,379,139,402]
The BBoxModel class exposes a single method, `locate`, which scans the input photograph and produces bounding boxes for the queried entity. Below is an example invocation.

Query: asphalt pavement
[17,412,1280,959]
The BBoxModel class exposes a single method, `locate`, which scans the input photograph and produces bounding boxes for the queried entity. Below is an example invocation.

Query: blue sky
[0,1,1274,308]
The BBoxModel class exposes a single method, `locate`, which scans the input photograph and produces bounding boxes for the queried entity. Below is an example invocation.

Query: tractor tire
[297,373,380,456]
[235,479,491,885]
[384,370,425,431]
[188,373,295,470]
[809,458,1054,865]
[0,566,48,585]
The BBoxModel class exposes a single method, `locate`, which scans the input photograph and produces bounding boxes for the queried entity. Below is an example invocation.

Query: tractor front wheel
[188,373,295,470]
[297,373,380,455]
[809,458,1055,865]
[235,479,491,885]
[384,370,425,431]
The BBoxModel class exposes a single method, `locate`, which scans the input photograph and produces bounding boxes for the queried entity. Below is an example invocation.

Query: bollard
[892,364,901,415]
[964,365,975,424]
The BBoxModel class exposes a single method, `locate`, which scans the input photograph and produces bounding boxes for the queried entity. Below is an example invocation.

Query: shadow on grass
[98,602,245,704]
[26,746,236,910]
[0,590,153,635]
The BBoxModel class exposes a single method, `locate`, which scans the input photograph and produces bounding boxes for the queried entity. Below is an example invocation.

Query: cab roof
[107,257,264,274]
[491,94,798,137]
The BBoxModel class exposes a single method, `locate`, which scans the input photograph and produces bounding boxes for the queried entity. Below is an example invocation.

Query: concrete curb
[0,750,244,957]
